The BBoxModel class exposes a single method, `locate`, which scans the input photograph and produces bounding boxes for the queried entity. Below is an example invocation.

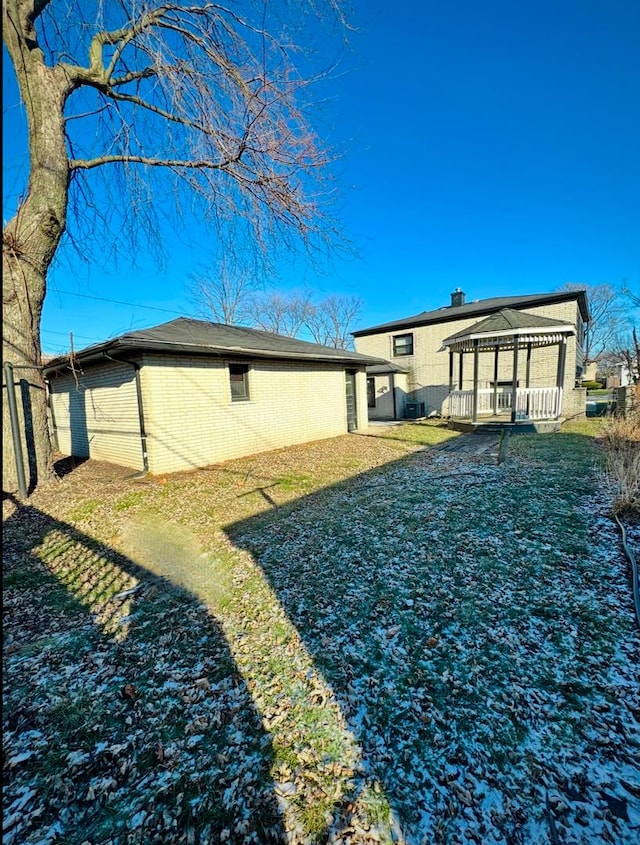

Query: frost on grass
[3,427,640,844]
[231,435,640,844]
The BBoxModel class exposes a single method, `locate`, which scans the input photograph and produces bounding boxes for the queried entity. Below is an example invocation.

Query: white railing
[516,387,562,419]
[449,387,562,420]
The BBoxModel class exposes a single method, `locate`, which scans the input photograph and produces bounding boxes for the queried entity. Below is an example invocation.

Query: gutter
[104,353,149,475]
[353,291,590,338]
[44,341,385,372]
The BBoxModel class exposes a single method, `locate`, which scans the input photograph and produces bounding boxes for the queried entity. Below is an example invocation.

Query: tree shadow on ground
[52,454,89,478]
[2,495,287,845]
[224,430,640,843]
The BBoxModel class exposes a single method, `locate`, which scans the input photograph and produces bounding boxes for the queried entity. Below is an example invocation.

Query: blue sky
[3,0,639,354]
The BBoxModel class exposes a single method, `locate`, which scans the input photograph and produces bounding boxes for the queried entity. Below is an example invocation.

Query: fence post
[4,362,28,497]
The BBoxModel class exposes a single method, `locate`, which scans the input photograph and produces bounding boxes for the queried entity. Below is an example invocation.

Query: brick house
[44,318,382,474]
[353,289,589,426]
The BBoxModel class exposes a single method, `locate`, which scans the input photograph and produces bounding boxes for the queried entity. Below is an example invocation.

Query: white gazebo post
[492,346,499,416]
[510,336,519,423]
[525,341,533,416]
[472,339,480,423]
[556,335,567,416]
[448,347,454,395]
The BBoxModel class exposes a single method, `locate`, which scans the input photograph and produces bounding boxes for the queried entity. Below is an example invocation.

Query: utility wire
[42,329,101,341]
[49,289,187,315]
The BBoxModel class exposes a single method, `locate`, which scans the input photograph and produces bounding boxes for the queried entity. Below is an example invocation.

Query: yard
[3,420,639,844]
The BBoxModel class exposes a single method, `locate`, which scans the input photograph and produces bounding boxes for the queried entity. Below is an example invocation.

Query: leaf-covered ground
[3,421,639,844]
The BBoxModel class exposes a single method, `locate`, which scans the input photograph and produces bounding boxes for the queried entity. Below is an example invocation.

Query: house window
[490,380,520,389]
[229,363,250,401]
[367,377,376,408]
[393,333,414,356]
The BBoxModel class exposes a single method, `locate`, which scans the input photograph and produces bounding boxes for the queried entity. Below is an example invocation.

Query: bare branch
[304,294,363,349]
[70,155,234,171]
[560,282,628,363]
[189,259,265,325]
[249,290,315,337]
[110,67,158,87]
[3,0,351,490]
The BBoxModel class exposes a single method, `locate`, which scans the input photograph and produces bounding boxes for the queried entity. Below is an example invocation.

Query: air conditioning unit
[405,401,425,419]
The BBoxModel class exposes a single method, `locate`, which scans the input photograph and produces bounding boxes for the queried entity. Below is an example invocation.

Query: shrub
[601,408,640,515]
[582,380,604,390]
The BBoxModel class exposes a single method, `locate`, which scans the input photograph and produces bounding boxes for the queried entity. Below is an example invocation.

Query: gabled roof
[352,290,589,338]
[442,308,575,344]
[44,317,385,373]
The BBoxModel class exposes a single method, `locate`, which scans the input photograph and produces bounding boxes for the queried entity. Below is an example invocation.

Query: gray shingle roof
[442,308,574,344]
[352,290,589,337]
[44,318,385,372]
[365,362,410,375]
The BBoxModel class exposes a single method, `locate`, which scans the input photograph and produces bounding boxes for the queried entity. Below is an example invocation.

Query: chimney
[451,288,465,308]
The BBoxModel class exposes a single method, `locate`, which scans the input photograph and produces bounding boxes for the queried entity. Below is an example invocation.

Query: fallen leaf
[122,683,139,700]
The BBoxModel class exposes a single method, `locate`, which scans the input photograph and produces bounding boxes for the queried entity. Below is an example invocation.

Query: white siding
[49,362,144,469]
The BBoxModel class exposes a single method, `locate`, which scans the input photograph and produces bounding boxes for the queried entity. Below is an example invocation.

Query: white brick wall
[49,361,144,469]
[355,300,584,418]
[49,354,369,473]
[140,355,368,474]
[367,372,410,419]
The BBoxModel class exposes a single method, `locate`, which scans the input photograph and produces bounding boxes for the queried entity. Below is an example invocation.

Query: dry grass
[4,425,640,844]
[601,407,640,515]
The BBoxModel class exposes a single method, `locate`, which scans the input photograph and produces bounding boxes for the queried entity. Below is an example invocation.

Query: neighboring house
[596,360,632,389]
[353,289,589,426]
[44,318,383,474]
[583,361,600,383]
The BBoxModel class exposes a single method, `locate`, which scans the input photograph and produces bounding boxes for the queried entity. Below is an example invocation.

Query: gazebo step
[447,419,563,435]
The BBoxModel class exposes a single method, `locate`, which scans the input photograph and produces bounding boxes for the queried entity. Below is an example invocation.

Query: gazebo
[442,309,576,429]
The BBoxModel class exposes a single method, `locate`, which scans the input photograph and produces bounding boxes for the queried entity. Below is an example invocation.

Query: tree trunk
[3,0,72,493]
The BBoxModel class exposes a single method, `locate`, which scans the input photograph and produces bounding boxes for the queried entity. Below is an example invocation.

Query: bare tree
[624,327,640,384]
[560,282,628,364]
[304,294,362,349]
[2,0,349,492]
[602,328,640,385]
[189,261,264,326]
[192,277,362,348]
[621,280,640,309]
[249,291,315,337]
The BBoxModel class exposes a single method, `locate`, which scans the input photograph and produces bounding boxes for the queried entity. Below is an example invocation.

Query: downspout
[46,377,59,453]
[105,353,149,474]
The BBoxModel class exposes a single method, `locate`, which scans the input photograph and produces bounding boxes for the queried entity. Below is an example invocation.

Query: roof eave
[44,337,385,375]
[353,290,590,337]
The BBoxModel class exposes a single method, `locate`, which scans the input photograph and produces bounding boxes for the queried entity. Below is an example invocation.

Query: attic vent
[451,288,466,307]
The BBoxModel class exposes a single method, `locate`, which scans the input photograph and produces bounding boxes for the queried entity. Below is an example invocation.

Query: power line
[42,329,102,341]
[49,289,187,315]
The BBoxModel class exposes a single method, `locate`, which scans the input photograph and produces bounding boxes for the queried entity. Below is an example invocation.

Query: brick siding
[356,300,584,418]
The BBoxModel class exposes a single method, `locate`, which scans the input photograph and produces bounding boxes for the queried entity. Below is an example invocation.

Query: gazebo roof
[442,308,575,352]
